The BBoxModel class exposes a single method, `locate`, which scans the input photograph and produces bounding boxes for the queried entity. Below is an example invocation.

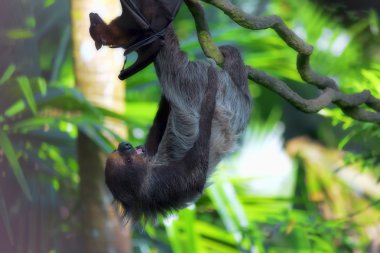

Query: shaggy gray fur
[151,25,252,170]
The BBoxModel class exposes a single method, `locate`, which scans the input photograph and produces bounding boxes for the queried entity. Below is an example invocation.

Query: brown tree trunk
[70,0,131,252]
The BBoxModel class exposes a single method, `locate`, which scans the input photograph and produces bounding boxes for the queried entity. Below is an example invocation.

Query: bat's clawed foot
[89,12,107,50]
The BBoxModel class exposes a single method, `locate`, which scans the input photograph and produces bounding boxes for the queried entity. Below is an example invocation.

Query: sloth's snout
[118,142,132,152]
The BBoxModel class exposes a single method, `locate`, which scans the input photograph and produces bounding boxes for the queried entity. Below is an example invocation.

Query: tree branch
[247,67,335,113]
[184,0,380,123]
[185,0,224,64]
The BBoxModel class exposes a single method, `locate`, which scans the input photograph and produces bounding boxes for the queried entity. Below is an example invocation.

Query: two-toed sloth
[90,1,252,221]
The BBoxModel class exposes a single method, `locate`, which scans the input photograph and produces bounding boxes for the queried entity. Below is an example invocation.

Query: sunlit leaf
[361,69,380,86]
[6,29,33,39]
[0,65,16,85]
[77,125,114,153]
[5,100,25,117]
[164,216,183,253]
[207,184,240,235]
[25,16,36,29]
[37,78,47,96]
[125,102,158,125]
[179,208,198,253]
[13,117,57,132]
[338,131,356,150]
[44,0,56,8]
[369,9,379,35]
[52,179,60,191]
[17,76,37,114]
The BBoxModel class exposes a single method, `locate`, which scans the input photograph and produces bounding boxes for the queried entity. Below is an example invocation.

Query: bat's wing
[120,0,150,30]
[157,0,183,21]
[117,0,183,79]
[119,39,163,79]
[120,0,182,31]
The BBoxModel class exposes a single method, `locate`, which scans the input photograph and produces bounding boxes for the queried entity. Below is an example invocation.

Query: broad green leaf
[13,116,56,131]
[78,125,114,153]
[180,208,198,253]
[338,131,356,150]
[0,65,16,85]
[0,131,32,200]
[125,102,158,124]
[369,9,379,35]
[37,78,47,96]
[5,100,25,117]
[44,0,55,8]
[207,184,239,235]
[196,221,236,245]
[17,76,37,114]
[25,16,36,29]
[6,29,33,39]
[164,216,183,253]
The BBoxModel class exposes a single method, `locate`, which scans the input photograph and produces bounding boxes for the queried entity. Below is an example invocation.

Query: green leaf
[0,65,16,85]
[125,102,158,124]
[17,76,37,114]
[52,178,60,191]
[207,184,239,233]
[0,131,32,200]
[25,16,36,29]
[369,9,379,35]
[196,221,236,245]
[164,220,183,253]
[0,193,13,245]
[179,208,198,253]
[44,0,56,8]
[13,116,57,131]
[37,78,47,96]
[5,100,25,117]
[78,125,114,153]
[6,29,33,39]
[338,131,355,150]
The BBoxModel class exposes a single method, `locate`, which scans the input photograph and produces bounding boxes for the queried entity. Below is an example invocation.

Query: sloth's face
[105,142,147,207]
[106,142,145,172]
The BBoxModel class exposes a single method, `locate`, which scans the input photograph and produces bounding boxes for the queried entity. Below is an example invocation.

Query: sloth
[106,67,217,220]
[89,0,252,220]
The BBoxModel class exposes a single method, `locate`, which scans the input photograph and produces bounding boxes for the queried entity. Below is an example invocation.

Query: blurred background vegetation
[1,0,380,252]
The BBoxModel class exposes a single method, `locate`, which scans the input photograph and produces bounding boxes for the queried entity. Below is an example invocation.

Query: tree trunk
[70,0,131,252]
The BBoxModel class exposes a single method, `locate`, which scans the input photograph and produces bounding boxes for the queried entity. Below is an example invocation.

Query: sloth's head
[105,142,147,215]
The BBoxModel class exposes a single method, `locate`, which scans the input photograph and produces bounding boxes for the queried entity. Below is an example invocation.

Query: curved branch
[334,91,371,108]
[247,67,335,113]
[297,54,338,90]
[185,0,380,123]
[247,67,380,123]
[185,0,224,64]
[202,0,313,55]
[342,107,380,123]
[367,96,380,111]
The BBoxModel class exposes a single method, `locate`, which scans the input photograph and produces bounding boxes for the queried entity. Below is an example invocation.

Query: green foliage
[44,0,56,8]
[6,29,34,40]
[2,0,380,252]
[0,131,32,200]
[129,1,380,253]
[0,66,126,251]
